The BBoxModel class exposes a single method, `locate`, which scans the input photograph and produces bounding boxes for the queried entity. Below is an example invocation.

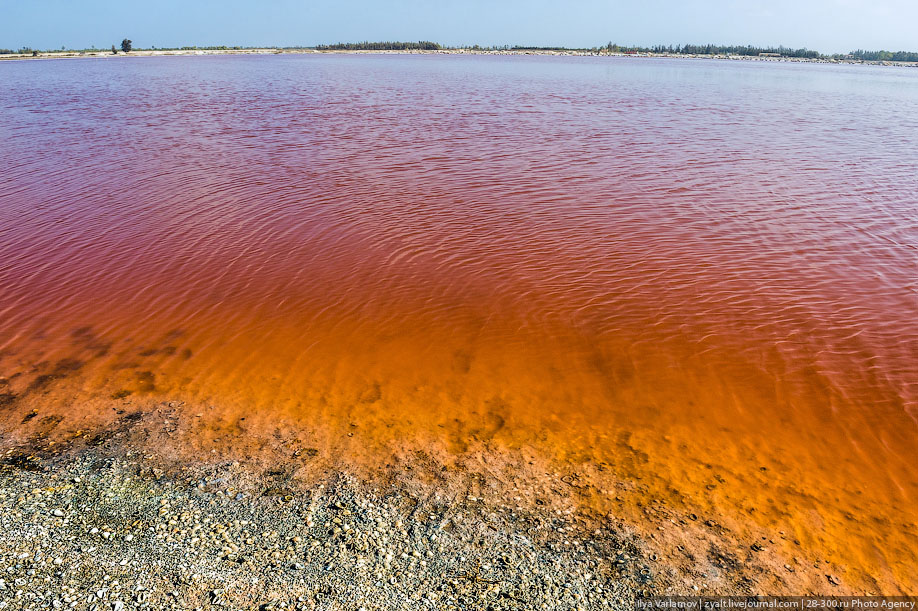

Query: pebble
[0,445,812,610]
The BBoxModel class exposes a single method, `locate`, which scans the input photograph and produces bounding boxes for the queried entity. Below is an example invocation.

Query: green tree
[121,38,132,53]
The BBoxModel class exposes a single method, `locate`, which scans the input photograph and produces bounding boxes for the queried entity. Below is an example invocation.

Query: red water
[1,55,917,589]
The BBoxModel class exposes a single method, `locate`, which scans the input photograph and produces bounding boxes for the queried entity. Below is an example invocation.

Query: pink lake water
[1,54,917,590]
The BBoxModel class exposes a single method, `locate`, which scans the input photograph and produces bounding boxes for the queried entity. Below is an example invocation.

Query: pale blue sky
[3,0,917,53]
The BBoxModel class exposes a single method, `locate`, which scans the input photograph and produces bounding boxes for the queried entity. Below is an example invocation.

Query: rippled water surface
[2,55,918,588]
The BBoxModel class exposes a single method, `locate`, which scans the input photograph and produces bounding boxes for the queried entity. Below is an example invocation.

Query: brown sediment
[0,377,911,596]
[0,331,915,596]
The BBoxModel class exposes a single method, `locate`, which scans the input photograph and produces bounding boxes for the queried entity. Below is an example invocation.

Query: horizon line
[5,40,918,57]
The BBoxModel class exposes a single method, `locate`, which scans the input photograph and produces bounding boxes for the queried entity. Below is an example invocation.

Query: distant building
[759,52,782,57]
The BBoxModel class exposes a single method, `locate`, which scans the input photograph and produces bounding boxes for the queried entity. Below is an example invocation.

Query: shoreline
[1,47,916,68]
[0,393,894,607]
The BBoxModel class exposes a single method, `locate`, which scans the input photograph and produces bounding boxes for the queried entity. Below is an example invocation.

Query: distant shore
[2,47,917,67]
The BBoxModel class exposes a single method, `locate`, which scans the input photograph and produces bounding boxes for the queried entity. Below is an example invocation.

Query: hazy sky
[3,0,917,53]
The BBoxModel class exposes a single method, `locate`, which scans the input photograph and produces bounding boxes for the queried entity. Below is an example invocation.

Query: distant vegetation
[2,40,918,63]
[0,44,249,55]
[602,44,918,62]
[603,43,820,58]
[177,45,244,50]
[0,47,38,55]
[599,43,918,62]
[847,49,918,62]
[316,41,441,51]
[311,41,918,61]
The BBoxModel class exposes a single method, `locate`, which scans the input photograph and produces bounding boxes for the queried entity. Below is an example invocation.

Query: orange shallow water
[1,55,917,589]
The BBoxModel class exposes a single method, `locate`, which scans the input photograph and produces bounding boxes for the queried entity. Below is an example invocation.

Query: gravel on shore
[0,449,646,610]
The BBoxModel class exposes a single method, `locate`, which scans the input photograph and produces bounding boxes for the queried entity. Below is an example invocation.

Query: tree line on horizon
[311,41,918,62]
[3,40,918,63]
[0,42,251,55]
[604,43,819,58]
[600,43,918,62]
[312,41,918,62]
[847,49,918,62]
[315,41,441,51]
